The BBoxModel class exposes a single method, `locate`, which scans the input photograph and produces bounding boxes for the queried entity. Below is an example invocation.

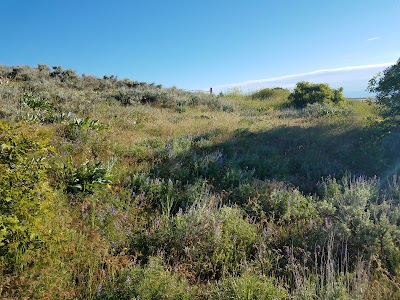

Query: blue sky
[1,0,399,97]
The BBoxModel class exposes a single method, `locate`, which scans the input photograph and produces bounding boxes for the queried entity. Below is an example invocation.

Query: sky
[1,0,399,97]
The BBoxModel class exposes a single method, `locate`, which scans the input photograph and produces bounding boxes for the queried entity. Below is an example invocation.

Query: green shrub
[316,175,400,272]
[289,81,345,107]
[208,272,288,300]
[333,87,346,104]
[130,173,178,211]
[206,98,236,112]
[132,204,258,280]
[19,92,67,123]
[57,159,113,195]
[20,92,53,110]
[96,256,195,300]
[299,102,352,118]
[111,86,192,109]
[0,121,54,272]
[64,116,108,140]
[250,87,290,101]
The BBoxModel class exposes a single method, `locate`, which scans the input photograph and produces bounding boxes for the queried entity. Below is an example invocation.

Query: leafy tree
[368,59,400,118]
[289,81,345,107]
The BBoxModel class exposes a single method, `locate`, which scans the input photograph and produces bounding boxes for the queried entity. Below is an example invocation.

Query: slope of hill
[1,64,400,299]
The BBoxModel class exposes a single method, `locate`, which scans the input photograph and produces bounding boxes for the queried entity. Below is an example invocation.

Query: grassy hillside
[1,64,400,299]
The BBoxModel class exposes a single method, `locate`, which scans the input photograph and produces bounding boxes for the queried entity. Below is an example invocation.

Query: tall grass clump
[131,200,258,281]
[96,256,196,300]
[209,272,288,300]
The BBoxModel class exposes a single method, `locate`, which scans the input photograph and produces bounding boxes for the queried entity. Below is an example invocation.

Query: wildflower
[265,226,271,237]
[99,213,105,223]
[96,284,103,296]
[165,143,173,157]
[233,234,237,243]
[155,217,161,229]
[177,207,183,216]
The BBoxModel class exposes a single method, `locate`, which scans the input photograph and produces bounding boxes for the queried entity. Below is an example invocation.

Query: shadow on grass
[207,123,384,190]
[151,124,389,193]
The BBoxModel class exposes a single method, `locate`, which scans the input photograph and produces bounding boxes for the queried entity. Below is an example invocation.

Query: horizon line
[211,62,395,90]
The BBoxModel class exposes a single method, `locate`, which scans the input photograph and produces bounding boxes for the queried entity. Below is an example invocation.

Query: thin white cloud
[213,62,395,90]
[367,37,380,41]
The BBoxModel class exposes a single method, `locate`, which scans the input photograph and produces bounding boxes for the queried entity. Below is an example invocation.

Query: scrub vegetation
[0,60,400,299]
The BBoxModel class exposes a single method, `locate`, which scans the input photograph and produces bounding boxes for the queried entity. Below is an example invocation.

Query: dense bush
[97,256,195,300]
[209,272,288,300]
[250,87,290,101]
[18,92,67,123]
[0,122,54,272]
[65,161,112,195]
[64,116,108,140]
[289,81,345,107]
[132,204,258,280]
[316,176,400,273]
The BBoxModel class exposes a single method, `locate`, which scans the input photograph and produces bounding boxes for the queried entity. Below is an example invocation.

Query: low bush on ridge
[289,81,346,107]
